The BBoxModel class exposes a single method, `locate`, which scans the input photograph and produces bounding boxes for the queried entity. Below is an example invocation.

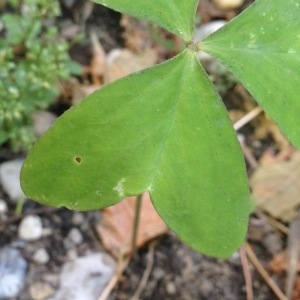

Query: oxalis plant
[20,0,300,258]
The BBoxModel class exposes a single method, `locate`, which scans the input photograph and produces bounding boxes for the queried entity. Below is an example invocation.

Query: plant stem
[131,194,143,255]
[15,196,26,216]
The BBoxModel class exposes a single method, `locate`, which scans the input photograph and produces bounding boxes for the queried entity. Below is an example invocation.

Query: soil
[0,204,276,300]
[0,1,291,299]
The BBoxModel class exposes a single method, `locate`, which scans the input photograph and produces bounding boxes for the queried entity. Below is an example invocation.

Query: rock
[60,0,76,9]
[52,253,116,300]
[195,20,227,41]
[32,248,50,264]
[18,215,43,241]
[29,282,55,300]
[194,21,237,94]
[72,212,85,225]
[0,199,8,214]
[0,248,27,299]
[194,21,227,70]
[67,228,83,245]
[67,248,78,261]
[32,111,56,138]
[263,232,283,255]
[42,227,53,237]
[166,282,177,295]
[213,0,244,10]
[0,159,25,203]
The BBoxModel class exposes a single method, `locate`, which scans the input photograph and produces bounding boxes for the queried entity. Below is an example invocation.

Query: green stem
[187,40,203,53]
[15,195,26,216]
[131,194,143,255]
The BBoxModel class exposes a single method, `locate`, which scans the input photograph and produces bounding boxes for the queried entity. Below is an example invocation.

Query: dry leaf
[67,78,100,105]
[228,109,244,124]
[251,151,300,221]
[268,250,288,273]
[104,48,157,84]
[86,31,107,85]
[253,116,290,150]
[120,15,152,53]
[292,278,300,300]
[259,147,296,166]
[269,250,300,273]
[96,193,168,258]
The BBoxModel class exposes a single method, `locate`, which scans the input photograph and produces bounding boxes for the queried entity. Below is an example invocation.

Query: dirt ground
[0,0,296,299]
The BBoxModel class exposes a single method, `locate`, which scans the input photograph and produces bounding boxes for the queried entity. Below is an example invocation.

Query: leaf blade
[21,50,249,257]
[92,0,198,42]
[201,0,300,147]
[149,52,250,257]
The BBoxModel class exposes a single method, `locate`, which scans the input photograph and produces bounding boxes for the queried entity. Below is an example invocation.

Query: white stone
[68,228,83,245]
[52,253,116,300]
[32,248,50,264]
[0,199,8,214]
[67,248,78,261]
[195,20,227,41]
[213,0,244,10]
[194,21,232,82]
[61,0,76,9]
[72,212,84,225]
[18,215,43,241]
[32,111,56,138]
[29,282,54,300]
[0,160,25,203]
[42,227,53,237]
[194,21,227,63]
[0,248,27,299]
[166,282,177,295]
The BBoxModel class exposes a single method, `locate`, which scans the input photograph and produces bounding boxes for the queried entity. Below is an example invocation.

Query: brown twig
[267,216,289,235]
[286,216,300,299]
[234,106,263,131]
[256,211,288,235]
[238,135,259,169]
[98,250,130,300]
[240,245,254,300]
[131,240,157,300]
[131,194,143,255]
[245,243,287,300]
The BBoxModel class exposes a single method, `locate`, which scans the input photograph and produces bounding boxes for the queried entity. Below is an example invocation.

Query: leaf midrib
[148,52,192,191]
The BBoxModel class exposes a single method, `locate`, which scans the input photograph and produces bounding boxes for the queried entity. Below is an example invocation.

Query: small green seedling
[20,0,300,258]
[0,0,81,151]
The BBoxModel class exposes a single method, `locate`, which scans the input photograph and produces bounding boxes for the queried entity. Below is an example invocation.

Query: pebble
[68,228,83,245]
[32,111,56,138]
[42,227,53,237]
[29,282,55,300]
[0,159,25,203]
[18,215,43,241]
[60,0,76,9]
[0,248,27,299]
[52,253,116,300]
[195,20,227,41]
[67,248,78,261]
[32,248,50,264]
[263,232,283,255]
[72,212,85,225]
[166,281,177,295]
[200,278,214,297]
[194,21,226,65]
[0,199,8,214]
[213,0,244,10]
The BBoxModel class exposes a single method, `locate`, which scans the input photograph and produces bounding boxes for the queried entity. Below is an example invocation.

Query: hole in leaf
[75,156,82,164]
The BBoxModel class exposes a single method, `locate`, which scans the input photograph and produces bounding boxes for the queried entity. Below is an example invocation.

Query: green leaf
[21,50,249,257]
[200,0,300,147]
[92,0,198,42]
[2,14,24,44]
